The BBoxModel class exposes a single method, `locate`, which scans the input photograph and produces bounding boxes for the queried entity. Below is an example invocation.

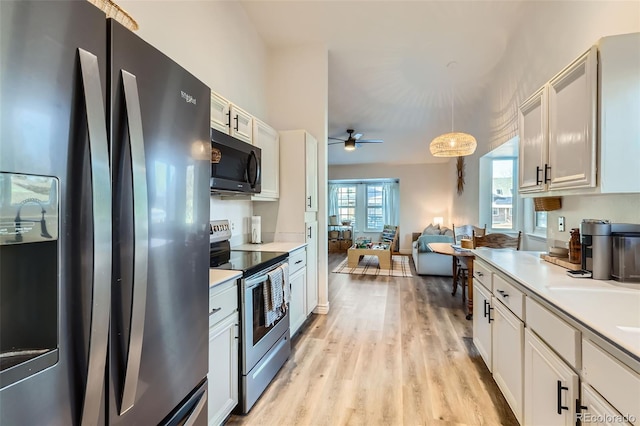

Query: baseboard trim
[313,302,330,315]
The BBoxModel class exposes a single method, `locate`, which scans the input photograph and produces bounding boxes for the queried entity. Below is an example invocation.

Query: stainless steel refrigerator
[0,1,211,424]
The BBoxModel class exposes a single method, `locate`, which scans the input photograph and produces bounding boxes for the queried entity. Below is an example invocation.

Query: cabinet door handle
[536,166,543,185]
[487,305,494,323]
[209,307,222,316]
[307,196,312,208]
[496,289,509,298]
[307,226,312,239]
[557,380,569,414]
[477,271,484,277]
[576,399,588,424]
[483,300,489,318]
[226,110,231,128]
[545,163,552,184]
[234,114,239,131]
[295,260,303,264]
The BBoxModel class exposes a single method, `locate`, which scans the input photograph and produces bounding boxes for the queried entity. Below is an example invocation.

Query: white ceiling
[239,0,529,166]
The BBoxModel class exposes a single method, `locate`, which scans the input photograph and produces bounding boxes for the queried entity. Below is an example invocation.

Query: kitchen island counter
[473,248,639,370]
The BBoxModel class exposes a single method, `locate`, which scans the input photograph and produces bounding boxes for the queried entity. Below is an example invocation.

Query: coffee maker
[580,219,612,280]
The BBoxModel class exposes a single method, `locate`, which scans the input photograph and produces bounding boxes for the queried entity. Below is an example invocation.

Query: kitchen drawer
[492,274,525,320]
[582,339,640,425]
[289,248,307,275]
[473,260,493,290]
[525,297,580,368]
[209,278,238,327]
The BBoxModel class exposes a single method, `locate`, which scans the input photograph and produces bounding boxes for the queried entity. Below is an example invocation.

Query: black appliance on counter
[209,220,290,413]
[1,2,210,424]
[210,128,261,195]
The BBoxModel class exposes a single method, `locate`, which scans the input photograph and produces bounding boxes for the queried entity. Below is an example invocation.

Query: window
[491,159,515,230]
[479,137,520,235]
[329,180,399,233]
[534,211,547,233]
[366,184,383,230]
[336,186,356,228]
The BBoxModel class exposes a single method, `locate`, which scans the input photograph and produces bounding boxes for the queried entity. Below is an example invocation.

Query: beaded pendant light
[430,62,477,157]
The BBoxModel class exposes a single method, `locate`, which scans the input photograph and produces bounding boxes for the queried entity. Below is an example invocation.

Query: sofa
[411,224,454,276]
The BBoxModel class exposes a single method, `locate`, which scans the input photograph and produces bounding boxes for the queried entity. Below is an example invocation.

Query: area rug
[332,255,413,278]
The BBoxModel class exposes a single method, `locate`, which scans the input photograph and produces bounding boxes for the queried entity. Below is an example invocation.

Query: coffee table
[347,244,392,269]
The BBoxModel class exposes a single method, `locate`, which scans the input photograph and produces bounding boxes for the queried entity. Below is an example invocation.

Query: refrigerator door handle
[119,70,150,415]
[183,389,207,426]
[77,48,112,426]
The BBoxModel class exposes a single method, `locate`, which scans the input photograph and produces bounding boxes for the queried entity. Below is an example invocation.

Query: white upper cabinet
[518,33,640,195]
[251,118,279,201]
[519,87,548,193]
[598,32,640,193]
[547,46,597,190]
[518,47,597,193]
[210,91,231,134]
[305,133,318,212]
[230,104,253,144]
[209,91,253,144]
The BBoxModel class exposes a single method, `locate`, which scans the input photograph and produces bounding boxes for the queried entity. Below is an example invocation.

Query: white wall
[119,0,268,116]
[455,2,640,246]
[118,1,271,241]
[329,163,452,253]
[264,44,330,313]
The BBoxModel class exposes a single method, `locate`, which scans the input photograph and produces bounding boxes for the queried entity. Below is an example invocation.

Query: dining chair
[451,224,486,303]
[473,231,522,250]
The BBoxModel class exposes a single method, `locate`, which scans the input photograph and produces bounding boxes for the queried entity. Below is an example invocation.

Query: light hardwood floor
[227,253,518,426]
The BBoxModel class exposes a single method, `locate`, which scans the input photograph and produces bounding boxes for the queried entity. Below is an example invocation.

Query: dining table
[427,242,475,320]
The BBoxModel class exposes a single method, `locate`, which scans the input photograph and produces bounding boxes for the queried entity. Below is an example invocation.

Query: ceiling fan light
[430,132,477,157]
[344,139,356,151]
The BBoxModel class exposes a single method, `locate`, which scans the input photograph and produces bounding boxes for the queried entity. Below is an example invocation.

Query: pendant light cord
[451,83,454,132]
[447,60,457,133]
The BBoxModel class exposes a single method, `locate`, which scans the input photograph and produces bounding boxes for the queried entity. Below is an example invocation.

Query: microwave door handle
[119,70,150,415]
[78,48,112,426]
[248,150,260,188]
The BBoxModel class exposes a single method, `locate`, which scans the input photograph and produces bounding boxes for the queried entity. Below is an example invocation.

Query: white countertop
[233,242,307,253]
[209,269,242,289]
[472,248,640,361]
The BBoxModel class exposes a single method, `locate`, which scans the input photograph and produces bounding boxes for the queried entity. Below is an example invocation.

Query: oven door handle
[245,273,269,289]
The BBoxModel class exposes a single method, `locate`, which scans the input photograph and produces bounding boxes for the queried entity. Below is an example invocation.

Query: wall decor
[457,156,465,195]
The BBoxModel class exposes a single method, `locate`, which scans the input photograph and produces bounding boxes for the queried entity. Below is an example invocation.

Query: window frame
[336,185,357,228]
[365,184,384,232]
[488,156,517,232]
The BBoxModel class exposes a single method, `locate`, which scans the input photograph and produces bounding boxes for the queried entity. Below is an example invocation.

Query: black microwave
[210,128,261,194]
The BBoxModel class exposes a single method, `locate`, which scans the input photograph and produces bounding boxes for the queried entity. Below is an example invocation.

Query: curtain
[328,183,339,217]
[382,181,399,226]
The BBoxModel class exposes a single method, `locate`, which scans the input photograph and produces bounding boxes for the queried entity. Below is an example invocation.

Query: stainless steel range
[209,220,291,413]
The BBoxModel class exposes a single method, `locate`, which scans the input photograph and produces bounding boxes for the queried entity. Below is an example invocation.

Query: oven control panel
[210,219,232,243]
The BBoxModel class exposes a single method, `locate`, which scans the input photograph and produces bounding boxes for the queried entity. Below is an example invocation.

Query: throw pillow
[422,223,440,235]
[440,227,454,237]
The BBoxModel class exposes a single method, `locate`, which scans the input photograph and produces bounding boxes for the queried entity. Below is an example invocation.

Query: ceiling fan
[328,129,384,151]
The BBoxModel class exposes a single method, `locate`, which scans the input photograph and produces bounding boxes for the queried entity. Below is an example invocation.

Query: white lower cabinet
[208,279,239,426]
[472,281,493,371]
[289,267,307,336]
[524,328,578,426]
[493,300,524,424]
[580,383,631,426]
[305,221,318,315]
